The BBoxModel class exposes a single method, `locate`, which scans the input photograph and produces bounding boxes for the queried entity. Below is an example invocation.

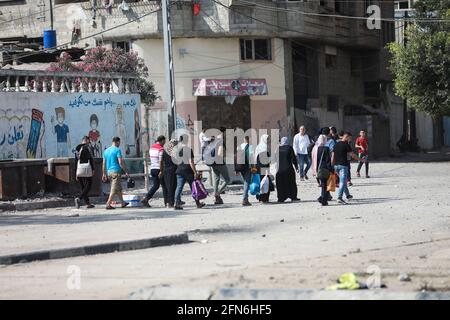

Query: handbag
[192,179,208,201]
[326,173,336,192]
[317,147,331,180]
[76,147,93,178]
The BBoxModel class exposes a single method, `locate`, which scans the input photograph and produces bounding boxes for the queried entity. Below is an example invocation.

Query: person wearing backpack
[74,136,95,209]
[209,133,231,205]
[235,136,253,206]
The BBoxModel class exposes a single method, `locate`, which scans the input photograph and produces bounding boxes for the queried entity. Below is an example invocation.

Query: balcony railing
[0,70,139,94]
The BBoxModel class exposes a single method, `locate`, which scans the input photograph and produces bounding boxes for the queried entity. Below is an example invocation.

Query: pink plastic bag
[192,179,208,201]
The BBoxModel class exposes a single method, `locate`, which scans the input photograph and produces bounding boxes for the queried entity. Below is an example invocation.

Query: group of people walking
[73,125,370,210]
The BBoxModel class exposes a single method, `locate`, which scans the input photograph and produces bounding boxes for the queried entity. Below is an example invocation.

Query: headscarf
[255,134,269,157]
[280,137,289,146]
[166,139,178,158]
[312,135,328,176]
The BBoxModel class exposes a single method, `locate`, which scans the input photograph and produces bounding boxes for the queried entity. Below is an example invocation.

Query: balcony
[0,69,138,94]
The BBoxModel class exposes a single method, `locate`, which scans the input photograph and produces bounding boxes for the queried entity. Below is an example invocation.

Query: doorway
[196,96,251,131]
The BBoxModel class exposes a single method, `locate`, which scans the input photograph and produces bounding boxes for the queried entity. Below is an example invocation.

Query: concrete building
[1,0,400,156]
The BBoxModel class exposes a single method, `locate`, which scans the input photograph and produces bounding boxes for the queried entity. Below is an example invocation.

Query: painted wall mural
[0,92,141,160]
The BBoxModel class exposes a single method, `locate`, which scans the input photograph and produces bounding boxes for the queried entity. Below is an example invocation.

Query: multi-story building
[1,0,400,156]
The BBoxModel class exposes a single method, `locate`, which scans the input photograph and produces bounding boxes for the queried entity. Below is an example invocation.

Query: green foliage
[388,1,450,116]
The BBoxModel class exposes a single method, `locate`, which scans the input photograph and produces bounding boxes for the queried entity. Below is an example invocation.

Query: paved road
[0,161,449,299]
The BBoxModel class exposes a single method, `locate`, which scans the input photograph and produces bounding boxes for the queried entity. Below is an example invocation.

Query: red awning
[193,79,268,97]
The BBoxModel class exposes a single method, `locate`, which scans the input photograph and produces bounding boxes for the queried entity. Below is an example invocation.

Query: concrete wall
[0,92,141,159]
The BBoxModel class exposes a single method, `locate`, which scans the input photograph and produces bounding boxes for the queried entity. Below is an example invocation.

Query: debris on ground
[398,273,411,282]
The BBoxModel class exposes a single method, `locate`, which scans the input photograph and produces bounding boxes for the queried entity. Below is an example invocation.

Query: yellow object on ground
[326,273,361,290]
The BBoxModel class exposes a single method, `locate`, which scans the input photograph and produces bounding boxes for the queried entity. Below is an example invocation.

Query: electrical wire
[237,0,449,23]
[0,4,71,27]
[0,2,173,65]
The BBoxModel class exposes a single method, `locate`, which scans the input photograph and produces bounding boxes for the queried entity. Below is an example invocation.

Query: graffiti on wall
[0,92,141,160]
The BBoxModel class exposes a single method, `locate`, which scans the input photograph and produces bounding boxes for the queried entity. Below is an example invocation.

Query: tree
[388,0,450,116]
[48,46,158,106]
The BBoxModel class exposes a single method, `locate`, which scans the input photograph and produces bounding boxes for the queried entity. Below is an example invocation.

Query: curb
[0,185,244,212]
[129,286,450,300]
[0,233,190,266]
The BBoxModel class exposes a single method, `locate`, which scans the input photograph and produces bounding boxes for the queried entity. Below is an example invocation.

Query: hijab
[312,135,328,176]
[280,137,289,146]
[166,139,178,158]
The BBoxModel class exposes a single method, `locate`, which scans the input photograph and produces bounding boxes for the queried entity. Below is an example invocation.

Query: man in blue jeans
[141,135,167,207]
[332,132,361,204]
[293,126,312,180]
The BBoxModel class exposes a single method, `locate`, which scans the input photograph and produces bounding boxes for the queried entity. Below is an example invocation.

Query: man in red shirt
[355,130,370,178]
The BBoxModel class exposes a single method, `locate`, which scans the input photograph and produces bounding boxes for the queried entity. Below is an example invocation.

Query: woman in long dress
[311,135,332,206]
[254,134,273,203]
[275,137,299,203]
[162,139,178,208]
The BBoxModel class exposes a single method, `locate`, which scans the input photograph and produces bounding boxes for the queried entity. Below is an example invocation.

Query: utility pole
[162,0,177,136]
[49,0,54,30]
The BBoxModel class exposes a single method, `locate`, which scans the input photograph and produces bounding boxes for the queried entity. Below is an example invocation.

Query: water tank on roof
[43,30,57,49]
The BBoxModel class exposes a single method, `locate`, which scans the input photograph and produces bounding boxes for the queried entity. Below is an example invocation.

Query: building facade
[1,0,400,156]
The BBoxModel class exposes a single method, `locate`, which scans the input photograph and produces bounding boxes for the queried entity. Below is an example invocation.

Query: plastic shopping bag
[249,174,261,196]
[326,173,336,192]
[260,175,270,195]
[192,179,208,201]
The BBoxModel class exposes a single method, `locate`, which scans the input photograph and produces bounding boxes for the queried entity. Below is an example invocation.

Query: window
[327,95,339,112]
[240,39,272,61]
[231,6,254,25]
[113,41,131,53]
[325,54,337,69]
[364,82,380,98]
[382,21,395,44]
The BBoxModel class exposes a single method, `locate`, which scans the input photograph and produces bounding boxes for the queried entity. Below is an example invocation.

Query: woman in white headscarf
[254,134,272,203]
[275,137,299,203]
[312,134,332,206]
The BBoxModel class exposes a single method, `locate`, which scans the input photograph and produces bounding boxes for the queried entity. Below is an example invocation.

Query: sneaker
[327,195,333,201]
[174,205,183,210]
[291,198,301,202]
[366,175,370,178]
[321,202,329,206]
[348,181,353,187]
[74,198,80,209]
[242,200,252,206]
[337,198,347,205]
[356,172,361,178]
[300,177,305,181]
[304,175,309,180]
[180,201,186,205]
[141,199,151,208]
[121,201,130,208]
[347,195,354,201]
[86,204,95,209]
[106,205,115,210]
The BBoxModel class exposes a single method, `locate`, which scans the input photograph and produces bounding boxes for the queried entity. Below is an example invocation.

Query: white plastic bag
[260,175,270,195]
